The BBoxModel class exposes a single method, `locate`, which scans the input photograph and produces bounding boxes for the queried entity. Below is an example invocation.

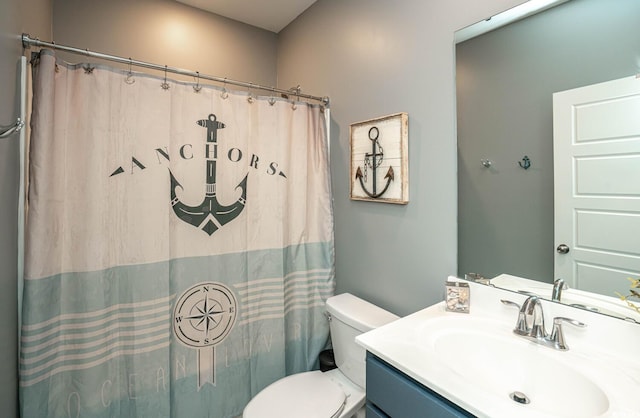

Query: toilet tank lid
[326,293,399,332]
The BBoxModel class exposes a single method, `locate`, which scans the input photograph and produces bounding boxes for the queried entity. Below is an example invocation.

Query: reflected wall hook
[481,159,492,168]
[518,155,531,170]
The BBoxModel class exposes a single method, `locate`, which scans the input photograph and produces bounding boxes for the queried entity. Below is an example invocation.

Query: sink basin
[421,317,609,417]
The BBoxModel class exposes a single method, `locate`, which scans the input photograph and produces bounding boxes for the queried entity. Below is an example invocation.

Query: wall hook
[481,159,492,168]
[518,155,531,170]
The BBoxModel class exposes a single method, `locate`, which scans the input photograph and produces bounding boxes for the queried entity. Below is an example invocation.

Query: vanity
[365,353,473,418]
[356,278,640,418]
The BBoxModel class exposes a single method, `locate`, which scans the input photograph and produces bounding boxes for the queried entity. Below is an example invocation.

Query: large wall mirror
[456,0,640,320]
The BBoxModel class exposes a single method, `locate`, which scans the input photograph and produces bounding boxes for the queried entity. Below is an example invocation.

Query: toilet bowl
[243,293,399,418]
[242,369,363,418]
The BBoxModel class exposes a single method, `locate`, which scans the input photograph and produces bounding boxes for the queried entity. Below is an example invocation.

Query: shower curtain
[20,50,334,418]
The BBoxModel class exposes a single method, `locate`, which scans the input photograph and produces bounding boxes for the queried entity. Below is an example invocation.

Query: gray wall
[52,0,278,86]
[457,0,640,283]
[277,0,523,316]
[0,0,51,414]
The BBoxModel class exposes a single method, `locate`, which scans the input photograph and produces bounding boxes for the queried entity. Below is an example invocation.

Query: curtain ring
[221,77,229,99]
[268,87,276,106]
[125,58,135,85]
[193,71,202,93]
[82,49,94,73]
[247,83,254,104]
[161,65,170,90]
[292,86,300,110]
[83,62,94,74]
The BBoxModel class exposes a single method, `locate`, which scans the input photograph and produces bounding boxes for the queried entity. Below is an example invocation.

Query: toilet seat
[243,371,347,418]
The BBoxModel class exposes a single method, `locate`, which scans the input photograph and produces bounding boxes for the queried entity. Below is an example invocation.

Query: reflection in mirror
[455,0,640,321]
[469,273,640,323]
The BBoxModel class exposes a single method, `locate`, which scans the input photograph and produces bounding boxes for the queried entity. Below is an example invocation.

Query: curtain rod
[21,34,330,106]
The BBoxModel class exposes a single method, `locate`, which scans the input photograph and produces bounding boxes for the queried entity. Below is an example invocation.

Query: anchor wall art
[350,112,409,204]
[21,50,334,418]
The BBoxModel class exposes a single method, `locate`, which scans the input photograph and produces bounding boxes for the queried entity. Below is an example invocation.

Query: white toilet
[243,293,399,418]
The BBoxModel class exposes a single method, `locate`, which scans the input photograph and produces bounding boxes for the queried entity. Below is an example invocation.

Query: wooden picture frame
[350,112,409,204]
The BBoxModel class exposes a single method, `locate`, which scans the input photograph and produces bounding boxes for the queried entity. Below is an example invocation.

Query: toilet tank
[326,293,399,389]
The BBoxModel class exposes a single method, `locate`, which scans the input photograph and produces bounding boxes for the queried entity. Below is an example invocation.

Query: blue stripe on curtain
[21,244,334,417]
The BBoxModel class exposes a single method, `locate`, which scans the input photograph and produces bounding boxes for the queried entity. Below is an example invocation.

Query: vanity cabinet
[365,353,475,418]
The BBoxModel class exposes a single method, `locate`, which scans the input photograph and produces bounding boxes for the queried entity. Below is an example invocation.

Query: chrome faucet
[507,296,547,339]
[552,278,567,302]
[501,296,586,351]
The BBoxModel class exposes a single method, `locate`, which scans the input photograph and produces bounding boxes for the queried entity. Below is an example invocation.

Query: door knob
[556,244,570,254]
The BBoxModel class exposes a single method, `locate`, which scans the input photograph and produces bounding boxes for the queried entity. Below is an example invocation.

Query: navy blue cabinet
[366,353,476,418]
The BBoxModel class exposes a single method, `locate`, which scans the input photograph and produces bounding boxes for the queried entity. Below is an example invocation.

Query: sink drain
[510,391,530,404]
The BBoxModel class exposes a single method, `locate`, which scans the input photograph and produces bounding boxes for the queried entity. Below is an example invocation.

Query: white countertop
[356,279,640,418]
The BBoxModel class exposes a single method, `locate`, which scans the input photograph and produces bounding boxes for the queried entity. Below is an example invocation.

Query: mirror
[455,0,640,321]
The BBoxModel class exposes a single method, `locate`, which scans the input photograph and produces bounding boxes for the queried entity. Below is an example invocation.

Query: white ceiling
[176,0,317,33]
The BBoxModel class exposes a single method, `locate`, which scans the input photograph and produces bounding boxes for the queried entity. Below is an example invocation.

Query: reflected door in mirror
[553,75,640,297]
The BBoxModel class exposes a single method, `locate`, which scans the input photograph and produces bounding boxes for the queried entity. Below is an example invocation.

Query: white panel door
[553,75,640,297]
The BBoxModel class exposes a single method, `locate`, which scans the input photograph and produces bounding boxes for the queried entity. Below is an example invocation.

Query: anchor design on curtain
[170,114,248,235]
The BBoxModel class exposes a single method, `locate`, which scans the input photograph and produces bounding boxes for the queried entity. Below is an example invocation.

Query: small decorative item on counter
[445,280,470,313]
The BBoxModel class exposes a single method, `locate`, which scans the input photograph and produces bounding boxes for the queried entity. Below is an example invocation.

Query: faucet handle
[501,299,530,335]
[500,299,521,309]
[553,317,586,327]
[550,317,586,351]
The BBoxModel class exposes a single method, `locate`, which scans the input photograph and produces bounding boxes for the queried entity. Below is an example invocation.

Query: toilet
[243,293,399,418]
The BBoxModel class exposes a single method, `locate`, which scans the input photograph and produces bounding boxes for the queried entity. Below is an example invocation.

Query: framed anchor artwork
[350,112,409,204]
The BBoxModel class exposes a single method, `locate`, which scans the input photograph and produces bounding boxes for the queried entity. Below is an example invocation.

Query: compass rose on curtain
[173,282,238,390]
